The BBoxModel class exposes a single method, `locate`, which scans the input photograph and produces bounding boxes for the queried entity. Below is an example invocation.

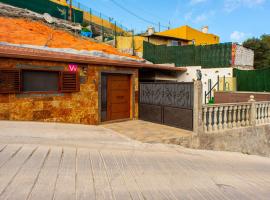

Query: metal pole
[89,8,92,24]
[132,29,135,56]
[100,13,104,42]
[217,75,220,91]
[223,75,226,91]
[114,21,117,48]
[69,0,73,22]
[209,79,212,100]
[158,22,160,32]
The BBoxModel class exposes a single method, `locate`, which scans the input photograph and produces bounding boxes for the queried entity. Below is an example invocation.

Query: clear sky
[79,0,270,43]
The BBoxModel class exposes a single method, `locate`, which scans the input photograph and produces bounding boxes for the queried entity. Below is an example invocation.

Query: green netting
[143,41,232,68]
[234,68,270,92]
[0,0,83,23]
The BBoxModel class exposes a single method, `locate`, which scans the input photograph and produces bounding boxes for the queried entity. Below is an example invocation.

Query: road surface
[0,121,270,200]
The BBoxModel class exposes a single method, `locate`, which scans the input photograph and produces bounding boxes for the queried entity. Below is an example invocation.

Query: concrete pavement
[0,121,270,199]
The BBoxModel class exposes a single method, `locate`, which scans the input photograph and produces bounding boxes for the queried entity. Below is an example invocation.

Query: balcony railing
[255,101,270,125]
[202,100,270,133]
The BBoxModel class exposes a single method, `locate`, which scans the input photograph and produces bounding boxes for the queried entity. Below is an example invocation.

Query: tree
[243,34,270,69]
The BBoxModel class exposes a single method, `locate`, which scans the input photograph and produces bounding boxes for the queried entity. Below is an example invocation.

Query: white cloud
[224,0,265,12]
[230,31,246,43]
[193,14,207,23]
[184,12,193,21]
[190,0,207,5]
[192,11,215,23]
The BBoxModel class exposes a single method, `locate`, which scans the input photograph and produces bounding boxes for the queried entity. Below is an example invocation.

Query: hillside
[0,16,138,59]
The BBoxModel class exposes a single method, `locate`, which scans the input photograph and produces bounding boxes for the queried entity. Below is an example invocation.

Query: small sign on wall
[68,64,78,72]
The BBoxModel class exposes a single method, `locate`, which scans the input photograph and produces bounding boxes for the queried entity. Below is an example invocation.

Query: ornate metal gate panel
[139,82,194,130]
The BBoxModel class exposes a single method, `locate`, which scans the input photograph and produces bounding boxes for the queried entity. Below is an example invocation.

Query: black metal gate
[139,82,194,130]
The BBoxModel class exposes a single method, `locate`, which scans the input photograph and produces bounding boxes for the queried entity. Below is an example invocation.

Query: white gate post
[193,80,203,134]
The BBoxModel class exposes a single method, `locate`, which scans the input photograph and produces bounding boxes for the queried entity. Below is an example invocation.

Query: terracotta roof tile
[0,44,186,72]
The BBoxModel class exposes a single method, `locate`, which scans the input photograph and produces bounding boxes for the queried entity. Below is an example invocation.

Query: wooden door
[107,74,130,121]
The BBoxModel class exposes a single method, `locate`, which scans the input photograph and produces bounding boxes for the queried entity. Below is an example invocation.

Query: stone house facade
[0,45,183,125]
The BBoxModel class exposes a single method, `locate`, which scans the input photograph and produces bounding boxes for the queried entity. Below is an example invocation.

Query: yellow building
[50,0,68,6]
[154,25,219,45]
[116,36,145,54]
[116,34,189,56]
[116,25,220,56]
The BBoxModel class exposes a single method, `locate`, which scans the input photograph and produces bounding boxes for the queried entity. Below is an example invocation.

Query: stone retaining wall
[189,125,270,157]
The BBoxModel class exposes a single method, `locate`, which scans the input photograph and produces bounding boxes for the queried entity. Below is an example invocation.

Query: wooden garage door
[107,74,130,121]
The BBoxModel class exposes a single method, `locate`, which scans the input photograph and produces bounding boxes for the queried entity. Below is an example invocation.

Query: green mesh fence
[234,68,270,92]
[0,0,83,23]
[143,41,232,68]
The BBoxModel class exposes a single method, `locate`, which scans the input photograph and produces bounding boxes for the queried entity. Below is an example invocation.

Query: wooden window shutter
[0,69,21,93]
[61,71,79,92]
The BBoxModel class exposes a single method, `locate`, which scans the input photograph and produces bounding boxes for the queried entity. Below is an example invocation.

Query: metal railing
[72,0,129,32]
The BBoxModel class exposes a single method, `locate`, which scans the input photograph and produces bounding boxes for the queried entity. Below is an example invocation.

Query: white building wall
[177,66,234,102]
[234,45,254,67]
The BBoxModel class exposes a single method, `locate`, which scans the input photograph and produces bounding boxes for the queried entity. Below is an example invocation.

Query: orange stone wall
[0,58,139,124]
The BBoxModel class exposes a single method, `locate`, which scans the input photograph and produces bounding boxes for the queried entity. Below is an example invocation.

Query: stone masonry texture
[0,58,139,124]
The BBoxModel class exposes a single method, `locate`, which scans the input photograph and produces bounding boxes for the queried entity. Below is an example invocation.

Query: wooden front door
[107,74,130,121]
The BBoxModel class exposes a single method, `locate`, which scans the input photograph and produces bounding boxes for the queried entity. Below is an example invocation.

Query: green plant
[81,27,91,32]
[208,97,215,104]
[81,21,90,28]
[243,34,270,69]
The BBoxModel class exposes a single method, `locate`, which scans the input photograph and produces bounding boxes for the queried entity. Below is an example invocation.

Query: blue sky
[79,0,270,43]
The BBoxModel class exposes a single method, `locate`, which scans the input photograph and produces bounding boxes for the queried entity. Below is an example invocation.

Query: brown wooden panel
[0,69,20,93]
[110,112,130,120]
[61,72,79,93]
[107,74,130,121]
[111,103,129,113]
[110,81,130,90]
[109,75,130,81]
[110,90,130,103]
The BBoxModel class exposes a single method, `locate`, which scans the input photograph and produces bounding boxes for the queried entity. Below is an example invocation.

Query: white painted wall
[234,45,254,67]
[177,66,234,102]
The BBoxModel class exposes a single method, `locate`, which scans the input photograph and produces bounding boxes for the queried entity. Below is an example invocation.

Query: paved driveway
[102,120,192,144]
[0,121,270,199]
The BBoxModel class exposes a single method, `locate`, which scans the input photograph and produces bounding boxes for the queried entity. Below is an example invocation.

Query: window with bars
[0,69,79,94]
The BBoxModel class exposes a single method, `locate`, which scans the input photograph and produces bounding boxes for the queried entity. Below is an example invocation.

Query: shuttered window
[0,69,21,93]
[0,69,79,94]
[61,71,79,92]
